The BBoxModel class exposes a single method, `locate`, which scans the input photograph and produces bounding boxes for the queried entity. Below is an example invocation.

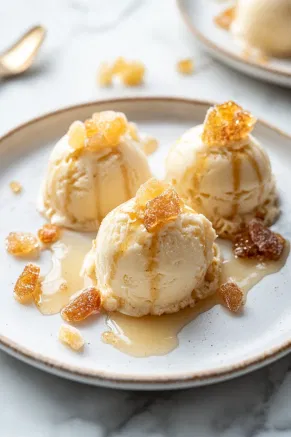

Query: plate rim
[176,0,291,79]
[1,96,291,388]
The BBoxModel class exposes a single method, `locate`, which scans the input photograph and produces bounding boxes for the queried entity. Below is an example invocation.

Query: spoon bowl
[0,25,46,78]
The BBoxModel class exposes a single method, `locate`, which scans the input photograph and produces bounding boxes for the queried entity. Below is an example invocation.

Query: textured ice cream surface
[84,196,221,317]
[232,0,291,57]
[38,131,151,232]
[166,125,279,238]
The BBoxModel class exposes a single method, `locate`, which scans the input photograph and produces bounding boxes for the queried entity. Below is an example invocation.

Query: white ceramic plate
[1,97,291,390]
[177,0,291,87]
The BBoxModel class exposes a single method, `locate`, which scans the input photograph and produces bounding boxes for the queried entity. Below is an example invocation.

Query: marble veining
[1,0,291,435]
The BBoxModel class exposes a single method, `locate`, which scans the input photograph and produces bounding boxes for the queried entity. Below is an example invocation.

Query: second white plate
[177,0,291,87]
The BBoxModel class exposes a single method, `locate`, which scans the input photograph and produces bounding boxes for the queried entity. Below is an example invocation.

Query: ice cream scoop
[38,111,152,231]
[166,101,279,238]
[231,0,291,57]
[83,179,221,317]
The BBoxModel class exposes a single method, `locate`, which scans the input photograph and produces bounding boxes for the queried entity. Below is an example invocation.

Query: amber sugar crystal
[177,58,194,75]
[97,62,113,87]
[248,219,285,261]
[59,324,84,351]
[128,122,139,141]
[98,57,145,88]
[10,181,22,194]
[218,281,244,313]
[6,232,39,257]
[214,6,235,31]
[38,224,61,244]
[82,111,128,150]
[202,101,256,147]
[93,111,127,144]
[142,135,158,156]
[120,61,145,86]
[136,178,168,209]
[233,219,285,261]
[61,286,101,323]
[144,188,181,233]
[14,264,40,303]
[68,121,86,150]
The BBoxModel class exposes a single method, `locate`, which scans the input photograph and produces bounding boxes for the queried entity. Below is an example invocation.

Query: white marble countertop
[1,0,291,435]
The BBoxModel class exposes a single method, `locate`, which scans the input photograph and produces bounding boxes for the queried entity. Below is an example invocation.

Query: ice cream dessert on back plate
[38,111,152,232]
[166,101,279,239]
[231,0,291,58]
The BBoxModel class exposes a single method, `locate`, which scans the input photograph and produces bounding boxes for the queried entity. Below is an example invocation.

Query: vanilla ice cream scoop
[38,112,152,231]
[166,101,279,238]
[232,0,291,57]
[83,179,221,317]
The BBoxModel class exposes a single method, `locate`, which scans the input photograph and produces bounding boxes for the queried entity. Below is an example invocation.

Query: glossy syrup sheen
[104,239,289,357]
[34,231,289,357]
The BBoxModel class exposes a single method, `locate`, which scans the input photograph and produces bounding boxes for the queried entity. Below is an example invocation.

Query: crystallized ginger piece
[68,121,86,150]
[214,7,235,31]
[97,62,113,87]
[61,286,101,322]
[218,281,245,313]
[14,264,40,303]
[233,219,285,261]
[93,111,127,145]
[128,122,139,141]
[144,188,181,232]
[6,232,40,257]
[141,135,158,156]
[136,178,169,209]
[248,219,285,261]
[84,118,99,138]
[38,224,61,244]
[112,57,127,74]
[233,228,259,259]
[202,101,256,147]
[10,181,22,194]
[59,324,84,351]
[120,61,145,86]
[177,58,194,75]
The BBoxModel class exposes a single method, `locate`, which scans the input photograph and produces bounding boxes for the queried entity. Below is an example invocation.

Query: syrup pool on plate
[34,231,93,315]
[32,230,289,357]
[103,239,289,357]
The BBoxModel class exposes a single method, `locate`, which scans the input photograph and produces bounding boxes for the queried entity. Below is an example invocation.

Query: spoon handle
[0,62,10,78]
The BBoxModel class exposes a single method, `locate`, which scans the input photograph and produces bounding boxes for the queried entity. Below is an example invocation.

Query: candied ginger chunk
[218,281,244,313]
[202,101,256,147]
[6,232,39,257]
[61,287,101,322]
[120,62,145,86]
[112,57,127,74]
[177,58,194,75]
[141,135,158,156]
[59,324,84,351]
[10,181,22,194]
[14,264,40,303]
[144,188,181,232]
[97,62,113,87]
[38,224,60,244]
[136,178,169,208]
[233,228,259,259]
[214,7,235,30]
[94,111,127,144]
[84,118,99,138]
[249,219,285,261]
[128,122,139,141]
[233,219,285,261]
[68,121,86,150]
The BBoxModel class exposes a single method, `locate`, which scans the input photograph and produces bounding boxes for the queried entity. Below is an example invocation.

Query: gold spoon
[0,25,46,78]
